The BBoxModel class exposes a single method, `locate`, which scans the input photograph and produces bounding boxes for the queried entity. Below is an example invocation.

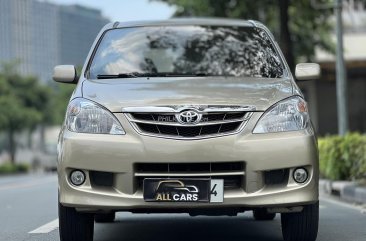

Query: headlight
[66,98,125,135]
[253,96,310,133]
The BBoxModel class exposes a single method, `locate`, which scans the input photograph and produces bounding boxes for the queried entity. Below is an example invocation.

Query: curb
[319,179,366,204]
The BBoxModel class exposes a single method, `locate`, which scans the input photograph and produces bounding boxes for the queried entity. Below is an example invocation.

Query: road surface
[0,174,365,241]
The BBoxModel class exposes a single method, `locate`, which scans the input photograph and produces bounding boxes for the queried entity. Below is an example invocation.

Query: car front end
[58,98,318,213]
[55,18,320,241]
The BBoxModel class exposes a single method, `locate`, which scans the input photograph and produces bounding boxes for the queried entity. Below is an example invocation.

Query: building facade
[0,0,108,82]
[302,0,366,135]
[59,5,108,65]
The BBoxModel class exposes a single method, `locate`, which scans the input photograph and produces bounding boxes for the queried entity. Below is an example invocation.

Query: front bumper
[58,113,318,212]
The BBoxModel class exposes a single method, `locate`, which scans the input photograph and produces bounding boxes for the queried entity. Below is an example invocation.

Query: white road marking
[29,219,59,234]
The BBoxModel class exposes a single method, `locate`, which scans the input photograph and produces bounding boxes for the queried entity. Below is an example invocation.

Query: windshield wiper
[164,72,207,77]
[97,73,140,79]
[97,72,209,79]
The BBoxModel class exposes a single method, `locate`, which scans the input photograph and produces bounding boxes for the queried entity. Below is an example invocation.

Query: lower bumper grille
[135,162,245,190]
[90,171,114,188]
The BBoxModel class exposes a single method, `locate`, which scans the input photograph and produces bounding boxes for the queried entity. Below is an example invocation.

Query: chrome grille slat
[123,106,256,113]
[135,162,245,190]
[123,106,254,139]
[134,171,245,177]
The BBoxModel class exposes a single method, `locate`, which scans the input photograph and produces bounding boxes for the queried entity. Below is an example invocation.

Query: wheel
[95,212,115,223]
[253,209,276,221]
[59,201,94,241]
[281,202,319,241]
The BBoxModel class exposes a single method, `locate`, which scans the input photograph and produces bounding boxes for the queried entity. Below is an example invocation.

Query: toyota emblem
[176,110,201,124]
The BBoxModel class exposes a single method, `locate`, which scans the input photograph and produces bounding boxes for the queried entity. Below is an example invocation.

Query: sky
[47,0,176,21]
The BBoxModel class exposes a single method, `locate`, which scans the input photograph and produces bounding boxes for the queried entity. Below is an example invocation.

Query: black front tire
[59,202,94,241]
[253,209,276,221]
[281,202,319,241]
[95,212,115,223]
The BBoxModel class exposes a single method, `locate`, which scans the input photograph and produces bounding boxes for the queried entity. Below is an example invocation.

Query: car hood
[81,77,294,112]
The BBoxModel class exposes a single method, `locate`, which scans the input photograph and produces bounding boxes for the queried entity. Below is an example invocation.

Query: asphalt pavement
[0,174,365,241]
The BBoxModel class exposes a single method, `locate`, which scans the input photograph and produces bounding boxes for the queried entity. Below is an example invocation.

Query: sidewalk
[320,179,366,204]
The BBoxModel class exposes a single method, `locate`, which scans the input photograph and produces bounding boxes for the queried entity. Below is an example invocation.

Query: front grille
[130,112,247,122]
[124,105,254,139]
[135,162,245,191]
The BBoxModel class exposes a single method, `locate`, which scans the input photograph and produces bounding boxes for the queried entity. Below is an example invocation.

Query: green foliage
[319,133,366,181]
[45,82,75,125]
[0,61,76,128]
[153,0,334,62]
[0,62,51,162]
[0,62,51,130]
[0,61,75,163]
[0,162,30,174]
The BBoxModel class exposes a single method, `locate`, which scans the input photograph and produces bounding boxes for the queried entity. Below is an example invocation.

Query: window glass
[89,25,285,79]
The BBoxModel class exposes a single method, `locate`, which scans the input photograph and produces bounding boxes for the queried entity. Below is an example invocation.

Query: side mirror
[295,63,321,81]
[53,65,78,84]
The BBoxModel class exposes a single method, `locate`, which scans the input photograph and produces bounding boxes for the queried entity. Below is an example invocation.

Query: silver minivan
[54,18,320,241]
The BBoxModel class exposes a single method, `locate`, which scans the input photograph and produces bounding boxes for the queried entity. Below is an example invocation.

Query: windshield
[88,25,285,79]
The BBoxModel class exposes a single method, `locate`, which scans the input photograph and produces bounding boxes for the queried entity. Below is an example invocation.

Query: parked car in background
[54,18,320,241]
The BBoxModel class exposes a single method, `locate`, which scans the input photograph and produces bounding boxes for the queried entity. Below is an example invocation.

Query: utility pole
[311,0,348,135]
[335,0,348,136]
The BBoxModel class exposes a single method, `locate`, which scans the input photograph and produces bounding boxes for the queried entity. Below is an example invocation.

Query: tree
[46,82,75,125]
[153,0,334,71]
[0,62,51,163]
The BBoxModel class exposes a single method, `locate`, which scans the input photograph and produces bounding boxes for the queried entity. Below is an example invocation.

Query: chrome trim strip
[122,105,256,113]
[123,106,177,113]
[248,20,258,27]
[135,171,245,177]
[204,106,256,112]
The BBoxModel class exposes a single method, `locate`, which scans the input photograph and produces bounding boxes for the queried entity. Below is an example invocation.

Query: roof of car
[104,18,264,30]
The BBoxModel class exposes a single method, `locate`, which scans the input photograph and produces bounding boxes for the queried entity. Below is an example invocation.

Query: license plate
[143,178,224,203]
